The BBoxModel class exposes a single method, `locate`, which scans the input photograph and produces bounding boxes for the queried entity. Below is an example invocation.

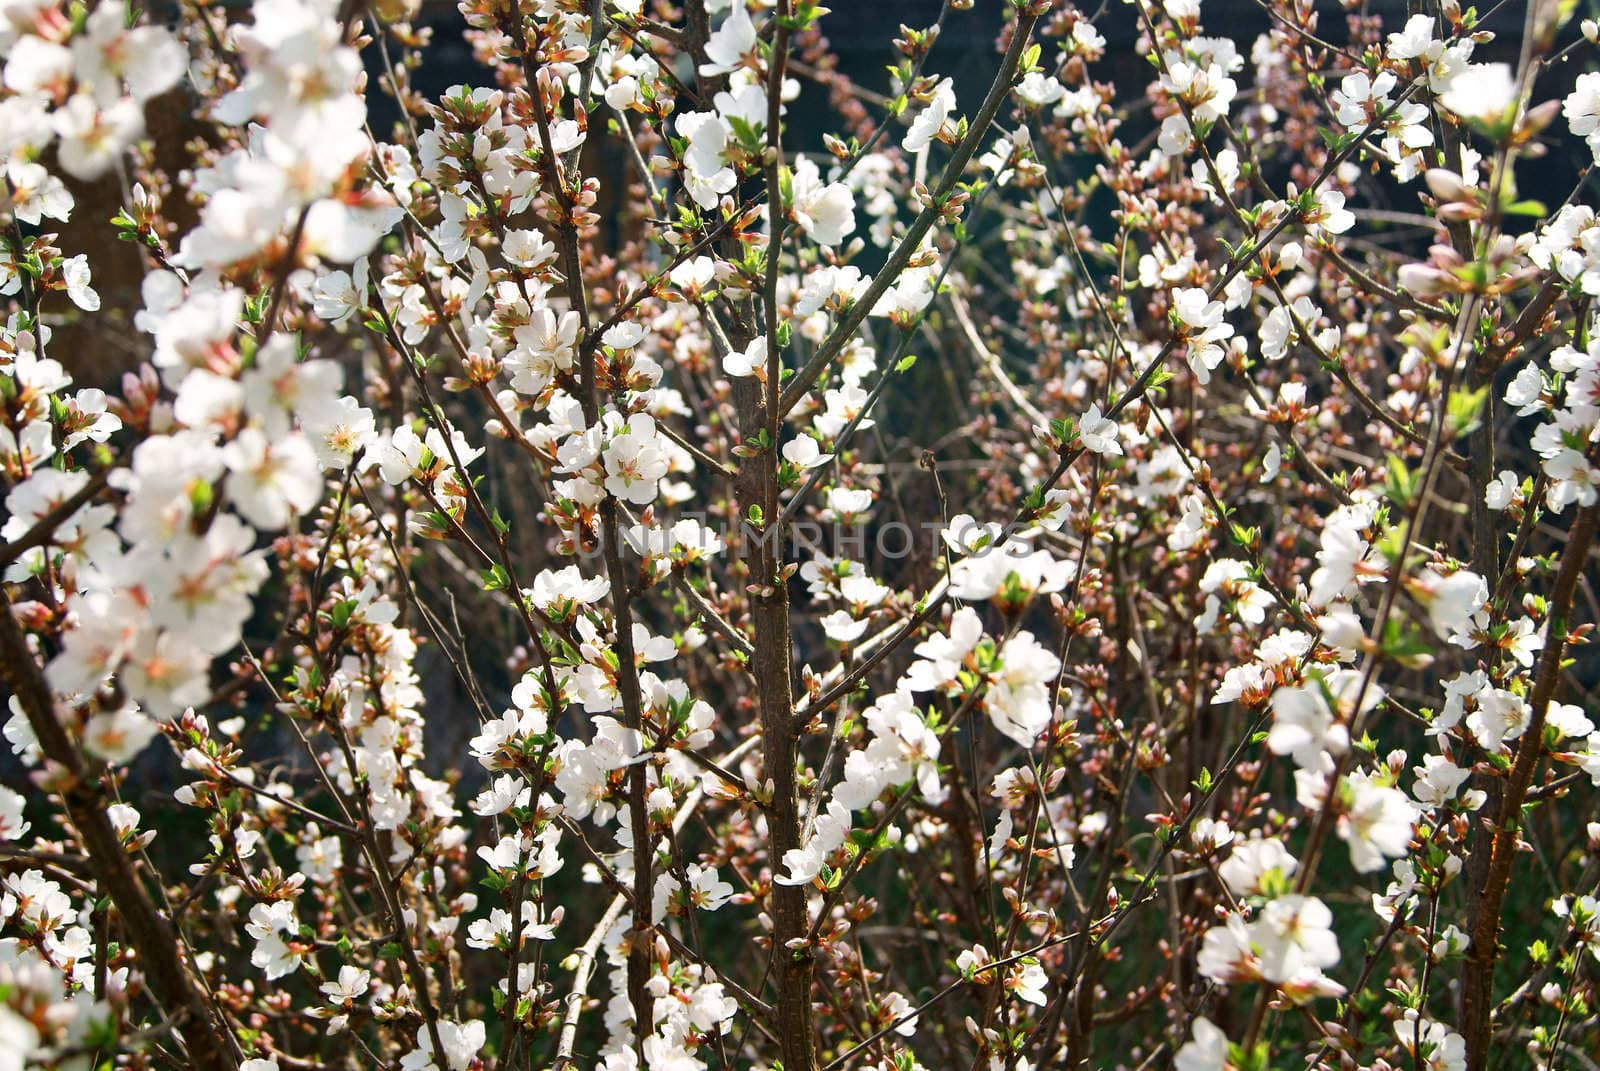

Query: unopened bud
[1424,168,1472,203]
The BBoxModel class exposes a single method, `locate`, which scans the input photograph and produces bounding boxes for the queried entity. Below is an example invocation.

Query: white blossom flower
[1250,894,1342,986]
[790,156,855,247]
[1440,63,1517,125]
[1218,836,1298,897]
[0,786,28,842]
[61,254,100,312]
[985,632,1060,748]
[1340,771,1416,873]
[6,160,71,225]
[1077,404,1122,457]
[1175,1018,1227,1071]
[723,335,767,378]
[698,1,755,76]
[904,78,957,153]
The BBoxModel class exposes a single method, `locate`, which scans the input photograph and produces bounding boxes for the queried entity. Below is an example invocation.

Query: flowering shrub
[5,0,1600,1068]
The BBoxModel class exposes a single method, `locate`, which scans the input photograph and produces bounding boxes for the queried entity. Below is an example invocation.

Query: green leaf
[1379,618,1435,668]
[1447,385,1488,438]
[328,599,357,631]
[1384,453,1417,508]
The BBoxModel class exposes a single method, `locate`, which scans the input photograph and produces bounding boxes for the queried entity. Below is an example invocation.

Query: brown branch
[0,592,237,1071]
[0,466,114,569]
[1462,502,1600,1070]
